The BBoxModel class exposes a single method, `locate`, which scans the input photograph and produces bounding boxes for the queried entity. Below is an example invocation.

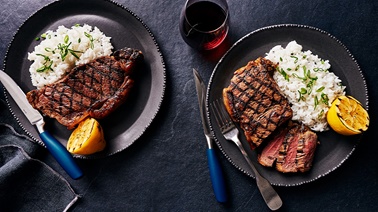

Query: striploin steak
[258,122,318,173]
[26,48,144,129]
[223,57,293,149]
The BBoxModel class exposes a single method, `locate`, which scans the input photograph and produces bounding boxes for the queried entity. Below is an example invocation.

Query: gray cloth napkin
[0,90,79,211]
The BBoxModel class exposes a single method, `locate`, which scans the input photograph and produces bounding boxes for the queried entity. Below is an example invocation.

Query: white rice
[28,24,113,88]
[265,41,345,131]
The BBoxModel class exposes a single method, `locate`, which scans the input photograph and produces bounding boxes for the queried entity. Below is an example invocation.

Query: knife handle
[39,131,83,179]
[207,148,227,203]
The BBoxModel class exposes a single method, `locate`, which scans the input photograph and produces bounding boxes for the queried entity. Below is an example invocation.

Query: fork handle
[234,139,282,211]
[207,148,228,203]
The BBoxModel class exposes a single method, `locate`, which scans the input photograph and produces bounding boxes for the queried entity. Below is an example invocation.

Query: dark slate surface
[1,0,377,211]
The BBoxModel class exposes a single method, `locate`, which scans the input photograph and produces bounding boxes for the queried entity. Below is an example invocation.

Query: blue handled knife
[0,70,83,179]
[193,68,227,203]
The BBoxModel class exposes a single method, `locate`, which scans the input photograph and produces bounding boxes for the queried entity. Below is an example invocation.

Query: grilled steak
[26,48,144,129]
[257,125,290,167]
[276,123,302,172]
[258,122,318,173]
[223,57,293,149]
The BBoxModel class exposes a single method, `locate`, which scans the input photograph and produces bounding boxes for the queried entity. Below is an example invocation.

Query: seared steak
[223,57,293,149]
[257,126,290,167]
[258,122,318,173]
[293,125,318,172]
[26,48,144,129]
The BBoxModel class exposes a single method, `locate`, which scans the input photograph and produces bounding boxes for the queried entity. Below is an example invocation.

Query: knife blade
[0,70,83,179]
[193,68,227,203]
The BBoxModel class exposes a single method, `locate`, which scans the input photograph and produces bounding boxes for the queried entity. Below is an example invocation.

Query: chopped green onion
[291,55,299,63]
[305,68,318,81]
[316,86,325,92]
[35,53,53,72]
[84,32,94,49]
[314,96,319,109]
[306,79,314,94]
[292,73,306,80]
[68,49,82,59]
[44,47,54,52]
[297,88,307,102]
[299,88,307,94]
[64,35,69,44]
[318,109,324,119]
[279,68,289,81]
[321,93,329,105]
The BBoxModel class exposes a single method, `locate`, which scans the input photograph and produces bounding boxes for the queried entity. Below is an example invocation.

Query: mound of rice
[28,24,113,88]
[265,41,345,131]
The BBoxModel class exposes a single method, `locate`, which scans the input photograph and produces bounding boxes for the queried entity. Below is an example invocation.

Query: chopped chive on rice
[28,24,113,88]
[265,41,346,131]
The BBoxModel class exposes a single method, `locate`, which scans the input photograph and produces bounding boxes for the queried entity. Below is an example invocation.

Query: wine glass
[179,0,229,51]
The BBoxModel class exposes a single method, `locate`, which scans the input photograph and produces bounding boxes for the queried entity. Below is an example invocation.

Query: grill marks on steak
[258,122,318,173]
[26,48,144,129]
[223,57,293,149]
[222,57,319,173]
[257,126,290,167]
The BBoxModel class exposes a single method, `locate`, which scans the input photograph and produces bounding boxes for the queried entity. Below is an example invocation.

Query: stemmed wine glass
[179,0,229,51]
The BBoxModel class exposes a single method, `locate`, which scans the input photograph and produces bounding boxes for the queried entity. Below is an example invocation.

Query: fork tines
[211,99,234,132]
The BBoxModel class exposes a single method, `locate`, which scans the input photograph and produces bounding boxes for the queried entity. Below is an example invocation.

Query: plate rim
[206,23,369,186]
[2,0,166,159]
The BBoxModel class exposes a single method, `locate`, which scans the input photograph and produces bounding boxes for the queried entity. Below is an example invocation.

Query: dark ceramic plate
[206,24,368,186]
[3,0,165,159]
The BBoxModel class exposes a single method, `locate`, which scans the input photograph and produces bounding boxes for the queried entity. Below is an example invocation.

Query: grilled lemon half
[327,95,369,136]
[67,118,106,155]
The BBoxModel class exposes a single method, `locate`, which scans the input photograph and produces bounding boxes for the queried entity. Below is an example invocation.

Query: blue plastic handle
[39,131,83,179]
[207,148,227,203]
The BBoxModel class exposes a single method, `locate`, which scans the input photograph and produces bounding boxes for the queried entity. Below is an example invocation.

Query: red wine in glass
[179,0,229,51]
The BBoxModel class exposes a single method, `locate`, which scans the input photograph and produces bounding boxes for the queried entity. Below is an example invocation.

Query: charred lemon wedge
[67,118,106,155]
[327,95,369,136]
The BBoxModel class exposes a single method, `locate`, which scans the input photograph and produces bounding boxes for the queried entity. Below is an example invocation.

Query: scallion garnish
[57,41,83,61]
[36,53,53,72]
[84,32,94,49]
[279,68,289,81]
[318,109,324,119]
[316,86,325,92]
[314,96,319,109]
[64,35,69,44]
[320,93,329,105]
[291,55,299,63]
[297,88,307,102]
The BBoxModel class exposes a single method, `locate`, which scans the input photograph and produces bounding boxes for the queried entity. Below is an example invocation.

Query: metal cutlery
[210,99,282,210]
[193,69,227,203]
[0,70,83,179]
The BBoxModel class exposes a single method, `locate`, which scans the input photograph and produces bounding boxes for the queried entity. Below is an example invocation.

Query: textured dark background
[1,0,377,211]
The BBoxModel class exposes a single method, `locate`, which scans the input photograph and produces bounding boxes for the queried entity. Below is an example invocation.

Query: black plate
[207,24,368,186]
[3,0,165,159]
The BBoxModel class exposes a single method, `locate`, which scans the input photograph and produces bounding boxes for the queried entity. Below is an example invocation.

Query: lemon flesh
[67,118,106,155]
[327,95,369,136]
